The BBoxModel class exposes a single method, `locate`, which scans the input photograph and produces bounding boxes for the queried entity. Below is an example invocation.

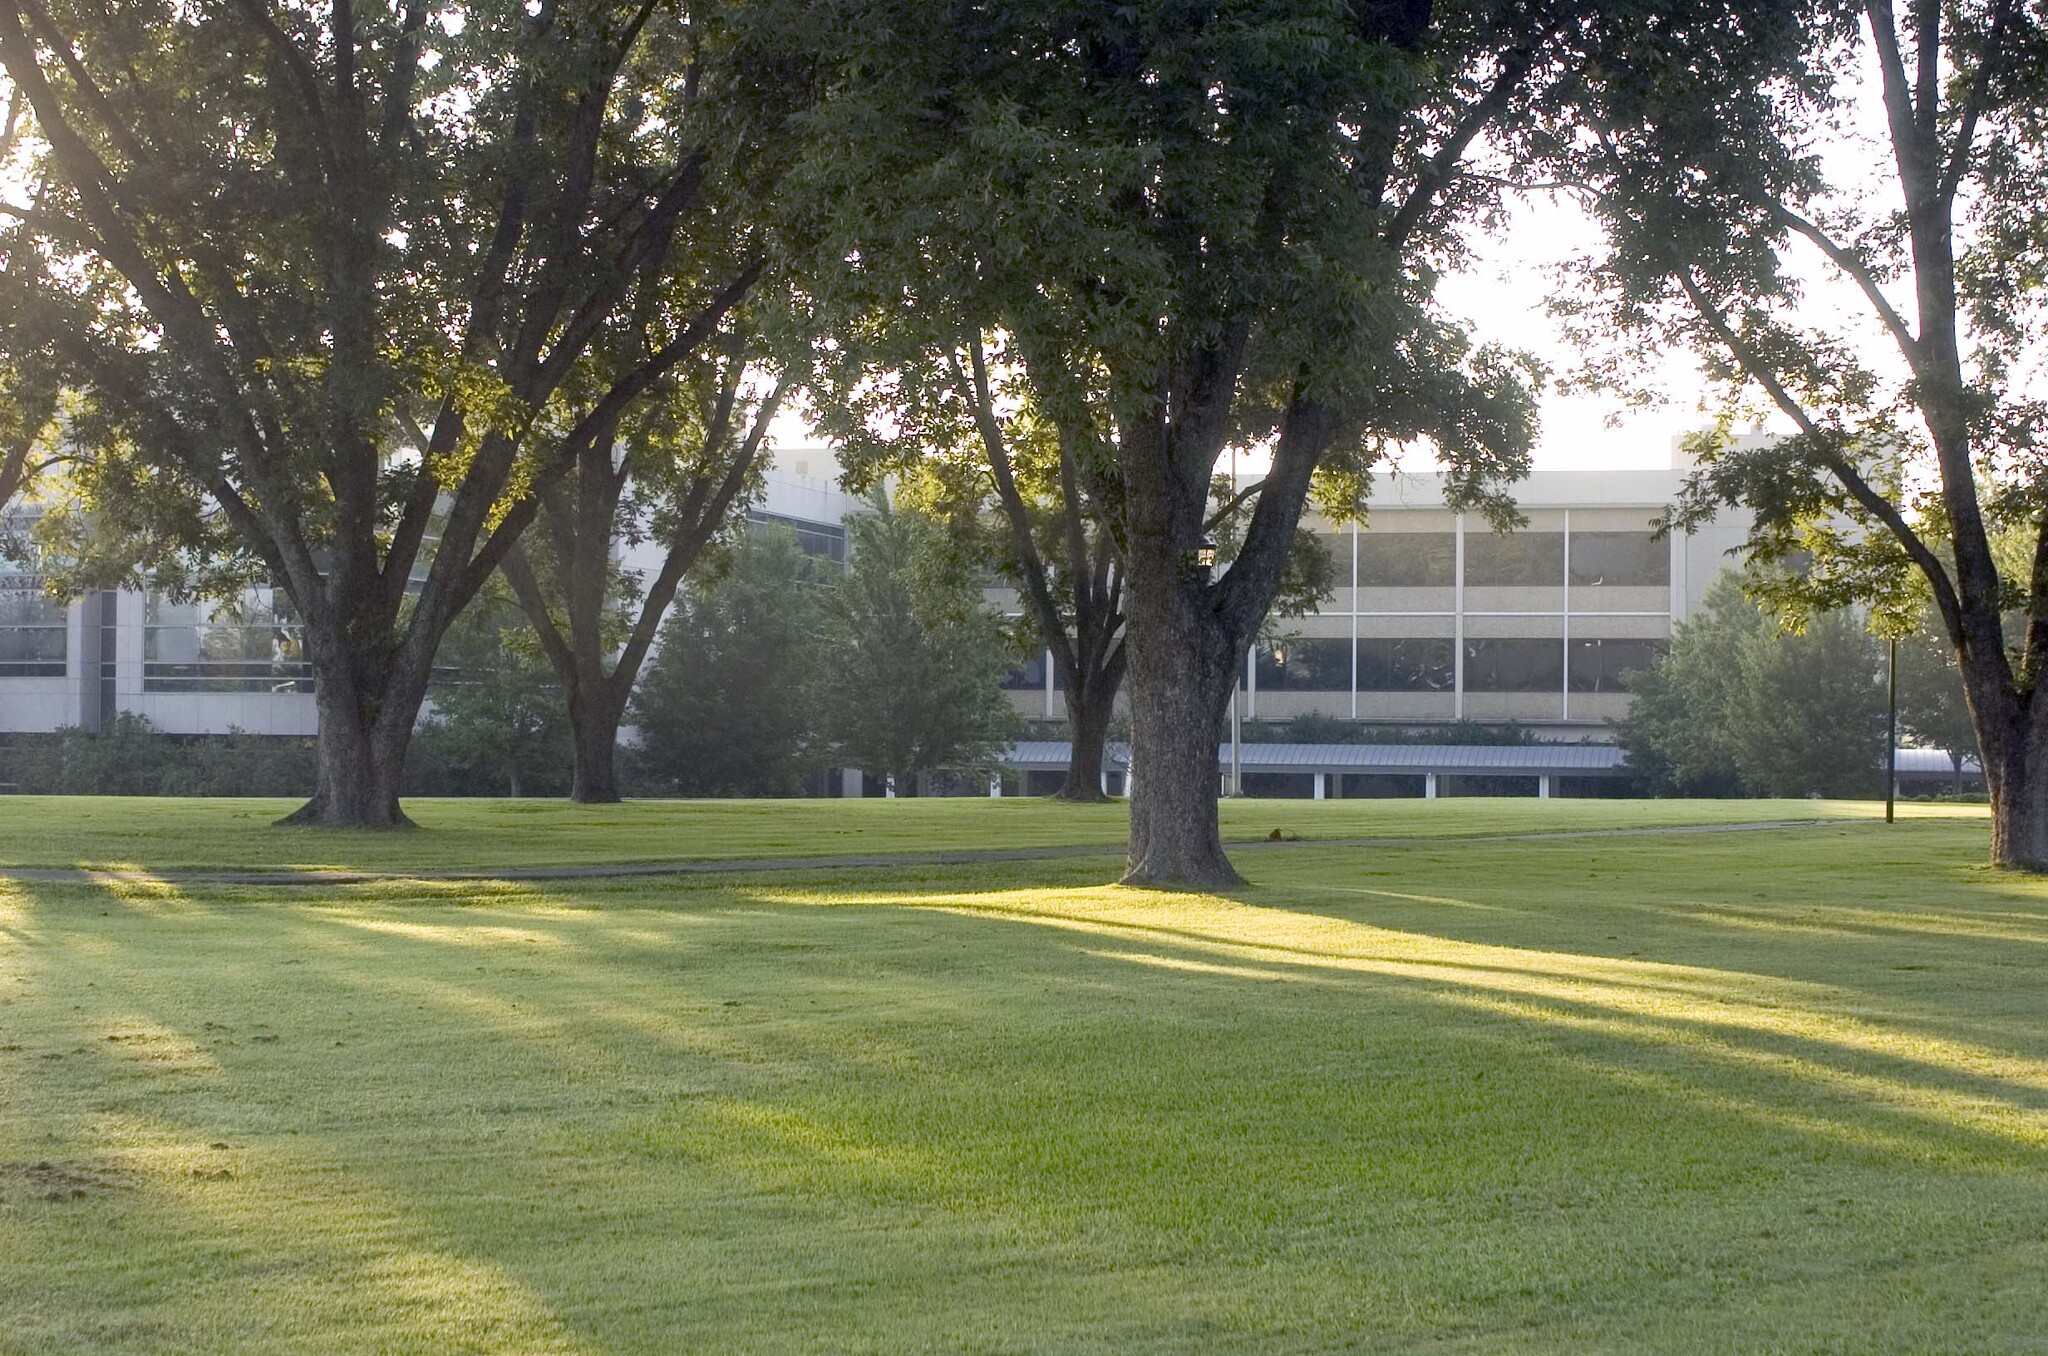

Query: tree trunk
[1986,734,2048,870]
[1056,679,1117,801]
[278,669,414,828]
[1121,573,1242,889]
[568,693,624,804]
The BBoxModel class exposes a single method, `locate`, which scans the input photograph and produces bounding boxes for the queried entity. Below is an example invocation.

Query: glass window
[1569,531,1669,587]
[143,589,312,692]
[1255,638,1352,692]
[1568,638,1667,693]
[749,511,846,569]
[1355,532,1455,587]
[0,573,66,677]
[999,651,1048,691]
[1356,636,1454,692]
[1464,531,1564,587]
[1462,638,1564,693]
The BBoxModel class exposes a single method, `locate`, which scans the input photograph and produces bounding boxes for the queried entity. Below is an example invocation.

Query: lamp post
[1886,636,1898,824]
[1229,647,1244,797]
[1192,535,1243,797]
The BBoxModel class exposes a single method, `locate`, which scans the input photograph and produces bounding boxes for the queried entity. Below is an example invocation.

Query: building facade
[3,451,1744,744]
[0,445,863,737]
[1004,466,1749,740]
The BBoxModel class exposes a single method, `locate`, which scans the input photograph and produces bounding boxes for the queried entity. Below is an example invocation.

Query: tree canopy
[1618,570,1887,799]
[0,0,799,823]
[814,496,1020,794]
[1549,0,2048,862]
[780,0,1661,882]
[628,524,823,797]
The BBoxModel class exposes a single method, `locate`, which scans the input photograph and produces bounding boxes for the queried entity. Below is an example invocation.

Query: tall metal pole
[1229,648,1244,797]
[1886,636,1898,823]
[1228,447,1241,798]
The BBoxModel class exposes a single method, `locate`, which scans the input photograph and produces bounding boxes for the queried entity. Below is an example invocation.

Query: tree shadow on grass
[9,855,2048,1350]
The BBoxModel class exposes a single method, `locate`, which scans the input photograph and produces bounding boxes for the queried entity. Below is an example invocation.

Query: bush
[0,711,559,798]
[0,713,316,796]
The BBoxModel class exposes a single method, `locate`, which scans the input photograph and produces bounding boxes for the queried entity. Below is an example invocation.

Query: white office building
[0,445,864,737]
[3,448,1745,752]
[1003,466,1750,740]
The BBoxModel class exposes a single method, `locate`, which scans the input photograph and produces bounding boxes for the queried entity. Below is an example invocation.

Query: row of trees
[430,509,1021,798]
[2,2,2045,879]
[1619,571,1976,799]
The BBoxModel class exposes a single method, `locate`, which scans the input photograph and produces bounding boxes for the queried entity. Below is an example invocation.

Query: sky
[776,192,1730,474]
[1435,193,1715,473]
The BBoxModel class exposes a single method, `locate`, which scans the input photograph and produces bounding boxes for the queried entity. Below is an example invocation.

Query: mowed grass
[5,805,2048,1351]
[0,791,1985,872]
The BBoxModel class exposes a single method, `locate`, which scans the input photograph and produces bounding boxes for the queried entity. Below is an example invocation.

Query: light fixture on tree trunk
[1193,535,1218,581]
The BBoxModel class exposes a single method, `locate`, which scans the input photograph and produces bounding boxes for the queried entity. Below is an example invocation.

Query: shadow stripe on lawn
[0,819,1860,887]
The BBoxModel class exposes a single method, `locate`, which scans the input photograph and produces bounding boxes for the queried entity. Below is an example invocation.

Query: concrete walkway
[0,818,1857,888]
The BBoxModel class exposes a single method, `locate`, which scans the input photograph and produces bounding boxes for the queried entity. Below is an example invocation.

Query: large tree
[817,332,1332,803]
[815,496,1020,796]
[1618,569,1887,799]
[785,0,1688,884]
[501,321,791,803]
[0,0,790,826]
[628,523,822,797]
[813,333,1132,801]
[1552,0,2048,866]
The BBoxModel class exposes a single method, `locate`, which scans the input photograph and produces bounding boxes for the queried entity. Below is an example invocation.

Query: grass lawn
[0,792,1984,872]
[6,801,2048,1351]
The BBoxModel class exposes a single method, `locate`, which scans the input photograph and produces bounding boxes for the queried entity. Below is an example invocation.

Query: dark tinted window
[1256,638,1351,691]
[1464,531,1564,587]
[1462,638,1564,692]
[999,651,1047,691]
[1568,638,1667,692]
[1355,533,1455,587]
[1356,637,1454,692]
[749,511,847,568]
[1569,531,1669,587]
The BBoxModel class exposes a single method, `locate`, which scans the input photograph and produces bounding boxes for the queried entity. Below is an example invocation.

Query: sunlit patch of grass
[0,792,1987,874]
[4,815,2048,1351]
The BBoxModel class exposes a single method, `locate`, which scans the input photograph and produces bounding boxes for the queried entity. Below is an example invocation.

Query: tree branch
[500,542,577,678]
[1865,2,1940,211]
[956,335,1078,685]
[1215,391,1336,640]
[1773,204,1920,363]
[226,0,338,182]
[613,372,791,699]
[1384,46,1535,249]
[1939,0,2018,205]
[1203,479,1263,532]
[1671,263,1966,648]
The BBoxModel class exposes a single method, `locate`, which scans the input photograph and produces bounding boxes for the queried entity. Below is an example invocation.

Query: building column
[1424,773,1438,800]
[1313,772,1326,800]
[989,775,1002,798]
[1538,774,1552,799]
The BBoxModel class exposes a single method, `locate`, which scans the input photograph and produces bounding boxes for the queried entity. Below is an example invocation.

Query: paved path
[0,818,1859,888]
